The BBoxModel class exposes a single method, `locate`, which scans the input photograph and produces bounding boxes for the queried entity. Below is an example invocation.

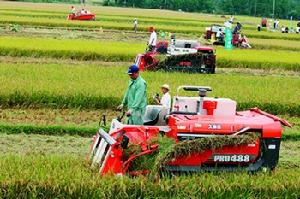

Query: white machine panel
[167,47,197,56]
[172,97,236,117]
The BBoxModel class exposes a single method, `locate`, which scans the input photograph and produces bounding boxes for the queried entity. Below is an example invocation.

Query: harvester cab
[135,36,216,73]
[89,85,291,176]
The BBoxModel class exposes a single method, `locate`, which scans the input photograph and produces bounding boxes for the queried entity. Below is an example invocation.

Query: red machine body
[90,86,291,175]
[67,12,96,21]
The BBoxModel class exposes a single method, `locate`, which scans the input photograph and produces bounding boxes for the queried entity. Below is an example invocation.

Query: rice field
[2,14,300,41]
[0,63,299,114]
[251,38,300,49]
[0,137,300,198]
[0,36,142,61]
[0,1,299,198]
[0,1,299,26]
[1,36,300,70]
[1,2,300,41]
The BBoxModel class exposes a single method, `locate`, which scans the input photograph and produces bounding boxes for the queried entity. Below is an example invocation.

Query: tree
[102,0,300,19]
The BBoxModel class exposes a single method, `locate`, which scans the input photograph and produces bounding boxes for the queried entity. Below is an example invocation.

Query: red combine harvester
[89,86,291,176]
[67,9,96,21]
[135,37,216,73]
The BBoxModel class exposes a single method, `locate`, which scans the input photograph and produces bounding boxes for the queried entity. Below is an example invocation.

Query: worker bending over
[147,27,157,52]
[118,65,147,125]
[154,84,171,113]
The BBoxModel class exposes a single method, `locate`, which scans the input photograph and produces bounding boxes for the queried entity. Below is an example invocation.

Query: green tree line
[104,0,300,19]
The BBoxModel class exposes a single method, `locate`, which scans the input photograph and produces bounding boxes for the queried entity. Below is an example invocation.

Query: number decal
[244,155,250,162]
[208,124,221,130]
[213,154,251,162]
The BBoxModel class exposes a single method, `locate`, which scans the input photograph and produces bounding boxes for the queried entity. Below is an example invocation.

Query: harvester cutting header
[89,85,291,176]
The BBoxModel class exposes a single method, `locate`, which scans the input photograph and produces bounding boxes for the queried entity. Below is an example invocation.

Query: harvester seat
[143,105,168,126]
[143,107,161,125]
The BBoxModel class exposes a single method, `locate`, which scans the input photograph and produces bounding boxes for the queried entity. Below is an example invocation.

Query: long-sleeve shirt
[148,31,157,46]
[122,76,147,111]
[160,92,171,110]
[160,92,171,114]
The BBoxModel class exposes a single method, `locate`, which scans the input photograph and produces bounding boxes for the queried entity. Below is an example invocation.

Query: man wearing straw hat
[154,84,171,113]
[117,65,147,125]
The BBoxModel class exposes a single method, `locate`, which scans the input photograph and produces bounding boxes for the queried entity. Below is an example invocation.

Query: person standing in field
[133,18,138,33]
[275,19,280,29]
[80,0,85,7]
[118,65,147,125]
[147,26,157,52]
[229,15,234,24]
[154,84,171,113]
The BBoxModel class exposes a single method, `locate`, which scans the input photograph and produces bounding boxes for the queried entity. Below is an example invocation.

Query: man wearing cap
[147,27,157,52]
[155,84,171,113]
[118,65,147,125]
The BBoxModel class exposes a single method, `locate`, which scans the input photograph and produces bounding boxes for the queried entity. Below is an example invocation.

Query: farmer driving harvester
[147,27,157,52]
[216,28,224,42]
[70,6,76,14]
[154,84,171,113]
[118,65,147,125]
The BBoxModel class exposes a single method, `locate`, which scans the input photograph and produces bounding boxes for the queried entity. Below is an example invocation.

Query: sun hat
[161,84,170,90]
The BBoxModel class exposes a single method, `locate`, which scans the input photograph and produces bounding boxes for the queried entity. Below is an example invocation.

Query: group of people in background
[279,21,300,34]
[259,18,300,34]
[69,0,88,16]
[70,6,91,15]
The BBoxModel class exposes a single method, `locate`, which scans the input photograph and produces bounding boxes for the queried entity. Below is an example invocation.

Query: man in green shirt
[117,65,147,125]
